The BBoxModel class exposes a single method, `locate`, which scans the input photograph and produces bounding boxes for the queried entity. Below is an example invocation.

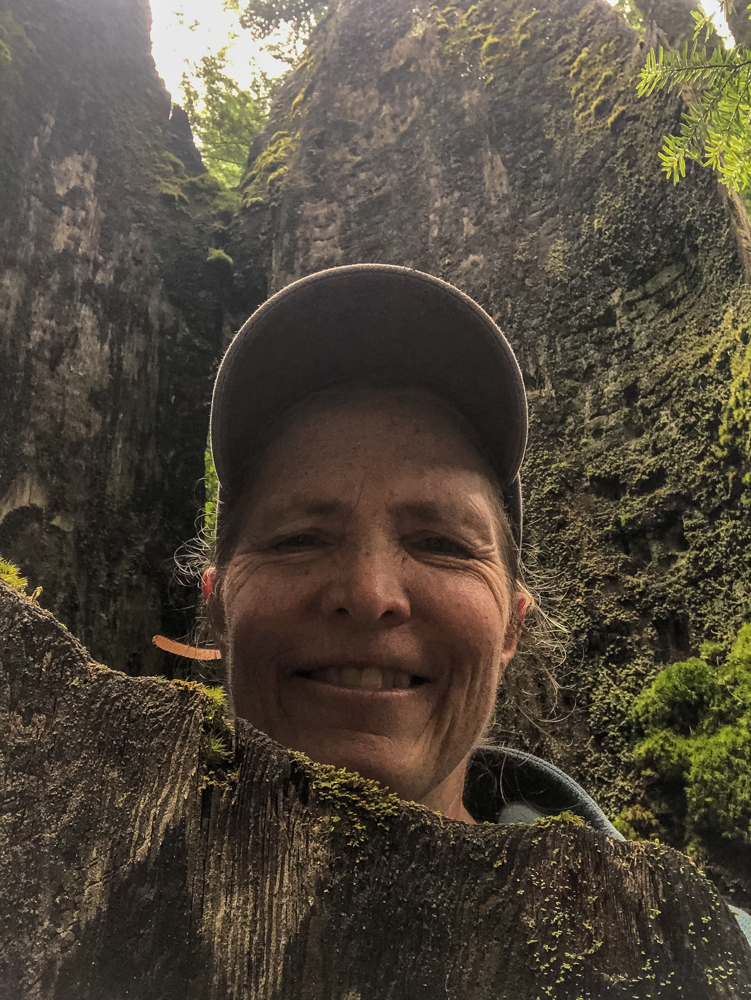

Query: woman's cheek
[225,559,302,630]
[443,568,509,641]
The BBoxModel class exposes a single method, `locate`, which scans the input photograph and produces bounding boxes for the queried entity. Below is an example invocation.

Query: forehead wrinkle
[248,484,497,536]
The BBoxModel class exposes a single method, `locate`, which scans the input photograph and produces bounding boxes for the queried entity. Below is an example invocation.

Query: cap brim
[211,264,527,545]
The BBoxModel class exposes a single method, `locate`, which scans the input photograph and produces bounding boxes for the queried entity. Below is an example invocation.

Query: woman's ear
[502,589,531,661]
[203,568,226,640]
[516,592,530,623]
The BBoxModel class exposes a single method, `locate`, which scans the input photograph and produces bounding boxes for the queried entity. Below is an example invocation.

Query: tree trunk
[0,0,236,676]
[2,581,750,998]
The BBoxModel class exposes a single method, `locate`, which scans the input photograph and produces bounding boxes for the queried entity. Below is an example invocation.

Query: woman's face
[212,393,521,820]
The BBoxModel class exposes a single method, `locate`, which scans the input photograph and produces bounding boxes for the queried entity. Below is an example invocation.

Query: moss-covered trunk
[1,580,750,998]
[230,0,751,897]
[0,0,234,676]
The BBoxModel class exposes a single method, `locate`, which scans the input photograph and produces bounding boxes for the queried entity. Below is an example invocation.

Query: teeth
[341,667,363,688]
[307,667,416,690]
[361,667,383,689]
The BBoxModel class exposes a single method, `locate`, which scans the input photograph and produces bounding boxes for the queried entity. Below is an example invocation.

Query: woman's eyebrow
[398,500,493,536]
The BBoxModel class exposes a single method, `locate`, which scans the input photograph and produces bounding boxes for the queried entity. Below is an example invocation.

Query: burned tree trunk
[2,582,750,998]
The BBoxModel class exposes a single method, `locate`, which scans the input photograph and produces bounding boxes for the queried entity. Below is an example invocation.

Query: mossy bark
[0,0,235,676]
[2,580,750,998]
[231,0,751,898]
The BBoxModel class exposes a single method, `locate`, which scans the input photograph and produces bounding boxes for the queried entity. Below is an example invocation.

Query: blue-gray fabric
[467,746,751,947]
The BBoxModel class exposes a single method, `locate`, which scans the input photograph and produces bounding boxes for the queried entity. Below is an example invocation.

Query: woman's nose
[320,544,411,624]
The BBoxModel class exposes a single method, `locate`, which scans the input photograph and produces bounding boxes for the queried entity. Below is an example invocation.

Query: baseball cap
[210,263,528,546]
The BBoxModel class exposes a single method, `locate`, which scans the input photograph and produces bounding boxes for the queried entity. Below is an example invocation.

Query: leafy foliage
[180,47,275,187]
[0,12,33,101]
[241,129,299,205]
[230,0,328,62]
[631,626,751,847]
[612,0,645,34]
[636,3,751,191]
[204,440,219,546]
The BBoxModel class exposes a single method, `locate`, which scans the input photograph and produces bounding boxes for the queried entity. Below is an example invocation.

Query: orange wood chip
[152,635,222,660]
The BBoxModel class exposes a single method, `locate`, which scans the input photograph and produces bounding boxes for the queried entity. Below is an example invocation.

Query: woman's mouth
[293,665,428,691]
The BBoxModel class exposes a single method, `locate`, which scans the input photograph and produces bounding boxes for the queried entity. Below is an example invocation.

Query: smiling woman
[184,263,629,838]
[208,386,523,821]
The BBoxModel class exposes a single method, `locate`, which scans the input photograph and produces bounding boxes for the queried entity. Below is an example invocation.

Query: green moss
[0,12,33,102]
[291,752,400,847]
[241,130,300,206]
[713,314,751,474]
[290,79,316,116]
[544,237,572,281]
[480,34,501,59]
[206,246,233,267]
[172,679,233,772]
[152,151,239,216]
[0,556,27,593]
[433,4,493,71]
[558,40,620,148]
[607,105,627,130]
[590,94,611,119]
[612,804,662,841]
[532,811,587,830]
[154,151,190,205]
[631,626,751,847]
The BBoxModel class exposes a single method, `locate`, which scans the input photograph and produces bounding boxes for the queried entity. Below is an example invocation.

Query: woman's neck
[418,760,477,824]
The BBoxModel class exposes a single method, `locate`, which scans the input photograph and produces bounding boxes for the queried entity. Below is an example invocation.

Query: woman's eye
[272,533,323,551]
[415,536,472,558]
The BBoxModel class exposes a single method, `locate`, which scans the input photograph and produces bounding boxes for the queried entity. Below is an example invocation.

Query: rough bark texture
[228,0,751,896]
[2,580,750,999]
[0,0,238,676]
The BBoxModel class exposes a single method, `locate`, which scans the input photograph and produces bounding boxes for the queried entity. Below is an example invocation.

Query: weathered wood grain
[2,581,750,998]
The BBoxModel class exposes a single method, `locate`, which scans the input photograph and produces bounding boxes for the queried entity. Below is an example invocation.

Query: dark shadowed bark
[0,0,236,675]
[2,582,750,998]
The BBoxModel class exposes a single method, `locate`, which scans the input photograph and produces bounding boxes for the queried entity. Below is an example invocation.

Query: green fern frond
[638,25,751,193]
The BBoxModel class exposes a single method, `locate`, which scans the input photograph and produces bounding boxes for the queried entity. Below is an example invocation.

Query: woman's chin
[286,730,424,801]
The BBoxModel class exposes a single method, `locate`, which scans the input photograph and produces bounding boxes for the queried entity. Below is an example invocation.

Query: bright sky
[149,0,286,103]
[701,0,735,45]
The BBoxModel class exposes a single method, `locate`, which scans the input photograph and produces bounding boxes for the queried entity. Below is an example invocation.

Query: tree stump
[1,581,750,998]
